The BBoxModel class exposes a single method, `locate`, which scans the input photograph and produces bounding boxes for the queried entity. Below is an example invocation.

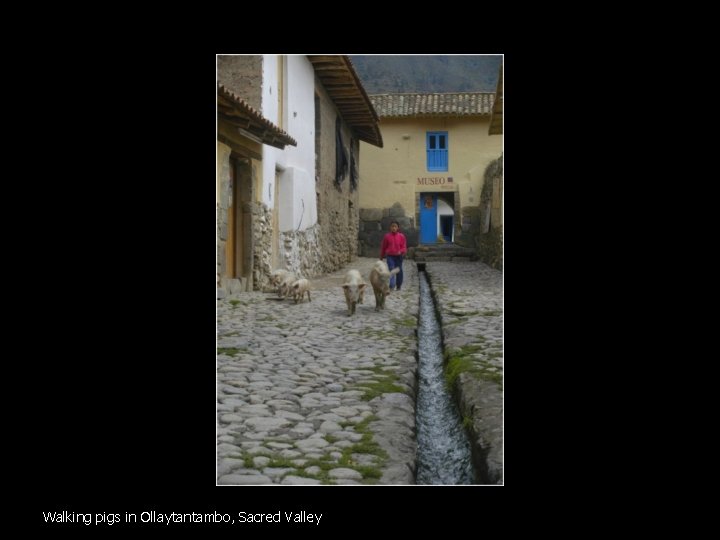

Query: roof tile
[370,92,495,118]
[218,83,297,148]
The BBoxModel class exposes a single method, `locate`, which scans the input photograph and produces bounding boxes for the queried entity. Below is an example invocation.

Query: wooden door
[225,158,237,278]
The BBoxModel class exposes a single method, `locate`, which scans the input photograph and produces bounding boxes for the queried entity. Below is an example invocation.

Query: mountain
[349,55,502,94]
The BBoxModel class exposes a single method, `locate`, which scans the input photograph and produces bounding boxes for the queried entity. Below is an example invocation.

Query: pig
[369,260,400,311]
[277,272,297,299]
[342,269,366,316]
[269,269,291,294]
[290,278,311,304]
[269,269,290,286]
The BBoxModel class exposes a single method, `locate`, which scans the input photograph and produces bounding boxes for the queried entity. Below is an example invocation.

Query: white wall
[277,167,314,232]
[261,55,279,208]
[260,55,317,232]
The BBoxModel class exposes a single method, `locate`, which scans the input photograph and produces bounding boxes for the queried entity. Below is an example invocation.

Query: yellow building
[358,92,502,254]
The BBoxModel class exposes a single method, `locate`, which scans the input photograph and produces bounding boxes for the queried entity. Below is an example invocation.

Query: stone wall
[358,202,418,257]
[455,206,480,248]
[252,202,273,291]
[217,205,226,290]
[217,55,263,110]
[473,155,503,270]
[309,79,361,274]
[279,225,320,279]
[217,144,232,290]
[249,203,335,291]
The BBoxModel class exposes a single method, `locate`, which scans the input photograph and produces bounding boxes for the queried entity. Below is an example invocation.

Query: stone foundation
[246,200,362,290]
[252,202,273,291]
[279,221,357,280]
[473,155,503,270]
[455,206,481,248]
[358,202,418,257]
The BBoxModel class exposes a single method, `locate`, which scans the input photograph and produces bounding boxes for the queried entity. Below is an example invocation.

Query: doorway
[226,155,253,289]
[440,215,453,242]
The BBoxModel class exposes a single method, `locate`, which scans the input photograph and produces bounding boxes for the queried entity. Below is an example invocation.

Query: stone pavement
[217,257,503,484]
[423,262,503,484]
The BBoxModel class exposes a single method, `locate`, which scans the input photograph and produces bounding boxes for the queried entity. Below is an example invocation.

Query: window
[427,131,448,171]
[335,115,348,188]
[349,137,358,192]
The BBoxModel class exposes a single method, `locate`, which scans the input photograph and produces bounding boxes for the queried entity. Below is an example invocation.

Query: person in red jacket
[380,221,407,291]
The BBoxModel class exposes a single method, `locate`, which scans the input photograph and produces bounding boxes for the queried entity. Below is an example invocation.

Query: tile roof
[369,92,495,118]
[217,83,297,148]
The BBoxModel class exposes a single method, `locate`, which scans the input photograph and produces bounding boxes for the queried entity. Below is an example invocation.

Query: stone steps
[411,244,478,262]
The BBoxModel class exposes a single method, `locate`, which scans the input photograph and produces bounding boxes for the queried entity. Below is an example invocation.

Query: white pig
[369,260,400,311]
[269,269,290,286]
[342,269,366,316]
[269,269,291,294]
[278,272,297,299]
[290,278,311,304]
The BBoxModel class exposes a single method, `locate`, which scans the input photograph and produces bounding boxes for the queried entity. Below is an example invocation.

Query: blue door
[420,194,438,244]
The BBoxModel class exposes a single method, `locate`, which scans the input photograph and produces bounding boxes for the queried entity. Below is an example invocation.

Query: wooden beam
[317,74,354,80]
[239,126,289,149]
[219,114,252,130]
[307,56,342,63]
[311,66,347,72]
[217,133,263,160]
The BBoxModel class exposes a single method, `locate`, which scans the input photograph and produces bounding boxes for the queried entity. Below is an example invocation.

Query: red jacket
[380,231,407,258]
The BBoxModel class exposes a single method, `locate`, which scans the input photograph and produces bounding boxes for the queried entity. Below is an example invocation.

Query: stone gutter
[423,264,503,484]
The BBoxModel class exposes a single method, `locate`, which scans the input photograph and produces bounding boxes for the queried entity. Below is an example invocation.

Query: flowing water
[415,271,475,484]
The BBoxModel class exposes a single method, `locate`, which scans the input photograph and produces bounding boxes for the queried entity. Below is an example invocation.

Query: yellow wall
[216,123,264,202]
[217,135,263,289]
[359,117,502,218]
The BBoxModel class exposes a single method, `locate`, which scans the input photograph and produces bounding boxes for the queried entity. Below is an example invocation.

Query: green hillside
[349,55,502,94]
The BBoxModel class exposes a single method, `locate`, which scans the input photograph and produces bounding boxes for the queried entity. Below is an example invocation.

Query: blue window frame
[426,131,448,171]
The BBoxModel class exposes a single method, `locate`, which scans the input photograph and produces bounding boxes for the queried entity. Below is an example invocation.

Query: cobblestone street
[217,257,502,484]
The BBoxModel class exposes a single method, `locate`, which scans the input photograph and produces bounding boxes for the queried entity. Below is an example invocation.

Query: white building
[217,55,382,294]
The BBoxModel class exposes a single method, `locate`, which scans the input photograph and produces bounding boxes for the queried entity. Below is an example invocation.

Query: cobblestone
[217,257,503,484]
[424,261,503,484]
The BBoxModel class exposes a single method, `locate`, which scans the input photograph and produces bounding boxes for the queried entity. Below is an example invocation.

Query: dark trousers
[386,255,403,289]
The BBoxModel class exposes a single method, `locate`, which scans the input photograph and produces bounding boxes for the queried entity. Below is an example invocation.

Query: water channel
[415,270,475,484]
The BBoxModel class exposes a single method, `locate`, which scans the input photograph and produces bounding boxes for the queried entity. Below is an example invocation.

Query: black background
[23,44,605,531]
